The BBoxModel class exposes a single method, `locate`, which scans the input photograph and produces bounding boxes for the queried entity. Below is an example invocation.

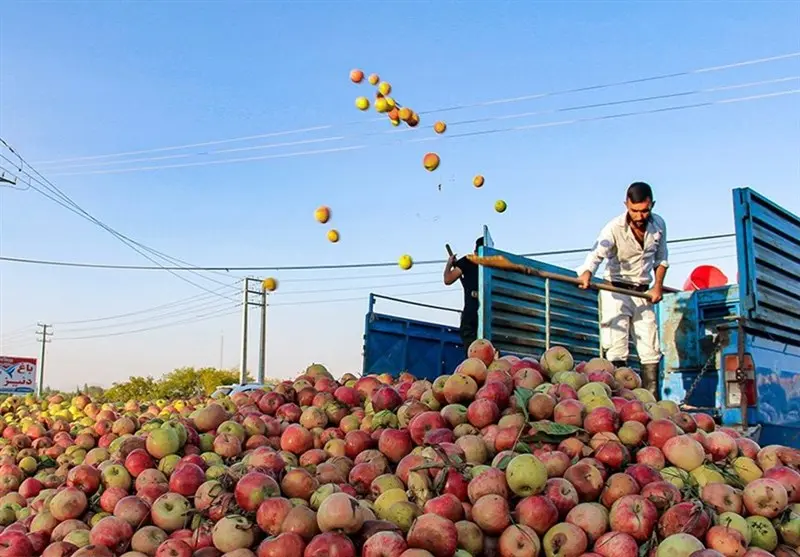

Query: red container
[683,265,729,291]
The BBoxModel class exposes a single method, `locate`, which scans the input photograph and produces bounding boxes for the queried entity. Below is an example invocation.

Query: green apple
[747,515,778,551]
[506,454,547,496]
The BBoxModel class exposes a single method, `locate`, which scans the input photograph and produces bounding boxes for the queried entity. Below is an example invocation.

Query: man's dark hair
[627,182,653,203]
[475,237,485,250]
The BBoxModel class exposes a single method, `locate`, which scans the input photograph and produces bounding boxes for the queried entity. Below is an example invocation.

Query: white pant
[599,290,661,365]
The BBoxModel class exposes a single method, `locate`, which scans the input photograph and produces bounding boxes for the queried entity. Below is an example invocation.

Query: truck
[361,187,800,446]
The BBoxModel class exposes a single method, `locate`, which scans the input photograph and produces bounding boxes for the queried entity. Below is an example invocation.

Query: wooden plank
[752,221,800,261]
[492,271,598,306]
[491,300,599,336]
[490,326,599,358]
[751,194,800,241]
[752,266,800,310]
[492,315,600,346]
[492,284,598,320]
[752,241,800,282]
[757,285,800,321]
[491,296,599,332]
[745,320,800,346]
[748,307,800,344]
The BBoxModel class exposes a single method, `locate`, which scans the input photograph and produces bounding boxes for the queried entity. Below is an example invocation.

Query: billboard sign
[0,356,37,394]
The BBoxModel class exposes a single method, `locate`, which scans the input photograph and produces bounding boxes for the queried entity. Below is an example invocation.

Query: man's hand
[447,254,457,268]
[647,285,663,304]
[577,270,592,289]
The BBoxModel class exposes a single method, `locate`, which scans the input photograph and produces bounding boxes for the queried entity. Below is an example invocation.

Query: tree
[102,367,253,402]
[104,376,159,402]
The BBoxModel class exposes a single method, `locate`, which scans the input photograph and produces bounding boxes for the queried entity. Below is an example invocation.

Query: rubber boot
[611,360,628,369]
[641,363,659,400]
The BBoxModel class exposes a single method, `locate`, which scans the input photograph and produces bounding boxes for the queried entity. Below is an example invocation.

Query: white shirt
[576,212,669,286]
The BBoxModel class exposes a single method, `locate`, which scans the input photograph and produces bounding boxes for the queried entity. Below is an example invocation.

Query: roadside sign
[0,356,37,394]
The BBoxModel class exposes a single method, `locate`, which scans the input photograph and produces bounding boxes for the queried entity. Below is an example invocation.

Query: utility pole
[239,280,249,384]
[239,277,268,385]
[258,282,268,385]
[35,323,52,398]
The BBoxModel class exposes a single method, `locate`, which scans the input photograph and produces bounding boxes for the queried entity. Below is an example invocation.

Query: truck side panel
[733,187,800,345]
[478,245,631,360]
[362,295,463,382]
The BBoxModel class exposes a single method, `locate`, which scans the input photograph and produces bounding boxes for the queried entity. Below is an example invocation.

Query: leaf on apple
[523,421,587,444]
[495,454,516,470]
[513,387,534,421]
[528,422,584,436]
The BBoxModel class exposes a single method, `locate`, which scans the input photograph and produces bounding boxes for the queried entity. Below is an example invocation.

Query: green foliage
[104,376,159,402]
[103,367,252,402]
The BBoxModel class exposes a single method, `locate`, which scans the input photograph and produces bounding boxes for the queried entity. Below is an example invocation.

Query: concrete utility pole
[239,277,269,385]
[258,282,268,385]
[239,280,250,384]
[35,323,52,398]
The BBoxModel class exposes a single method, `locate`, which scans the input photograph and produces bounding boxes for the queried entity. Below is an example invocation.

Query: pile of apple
[0,341,799,557]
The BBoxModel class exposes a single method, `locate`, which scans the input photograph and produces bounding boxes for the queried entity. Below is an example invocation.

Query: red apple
[234,471,280,512]
[125,449,156,478]
[89,516,134,554]
[408,412,448,446]
[406,514,458,557]
[361,531,408,557]
[303,532,355,557]
[424,494,464,522]
[378,429,413,464]
[609,495,658,542]
[113,495,151,528]
[515,495,558,535]
[256,532,305,557]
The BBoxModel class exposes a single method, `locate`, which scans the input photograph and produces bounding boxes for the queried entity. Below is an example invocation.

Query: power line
[0,142,241,300]
[54,298,239,334]
[1,248,737,343]
[14,251,740,343]
[54,283,239,325]
[37,76,799,174]
[56,304,243,340]
[33,87,800,177]
[0,232,736,271]
[0,239,735,344]
[32,51,800,167]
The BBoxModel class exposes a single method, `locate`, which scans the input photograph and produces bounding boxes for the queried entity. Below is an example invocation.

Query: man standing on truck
[444,237,483,357]
[576,182,668,397]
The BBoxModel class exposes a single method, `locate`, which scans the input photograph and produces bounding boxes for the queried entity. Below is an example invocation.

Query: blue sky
[1,1,798,390]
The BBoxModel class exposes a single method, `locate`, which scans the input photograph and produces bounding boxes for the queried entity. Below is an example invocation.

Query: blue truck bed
[361,294,464,382]
[361,187,799,443]
[658,187,800,445]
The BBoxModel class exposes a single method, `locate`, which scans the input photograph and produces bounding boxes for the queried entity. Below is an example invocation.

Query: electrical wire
[55,283,240,325]
[53,299,240,334]
[32,51,800,167]
[0,141,241,300]
[37,76,799,174]
[0,232,736,271]
[55,304,244,340]
[0,238,735,347]
[3,249,737,343]
[35,87,800,177]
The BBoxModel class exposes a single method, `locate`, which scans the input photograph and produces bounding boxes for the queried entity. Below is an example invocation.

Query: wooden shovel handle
[467,254,653,301]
